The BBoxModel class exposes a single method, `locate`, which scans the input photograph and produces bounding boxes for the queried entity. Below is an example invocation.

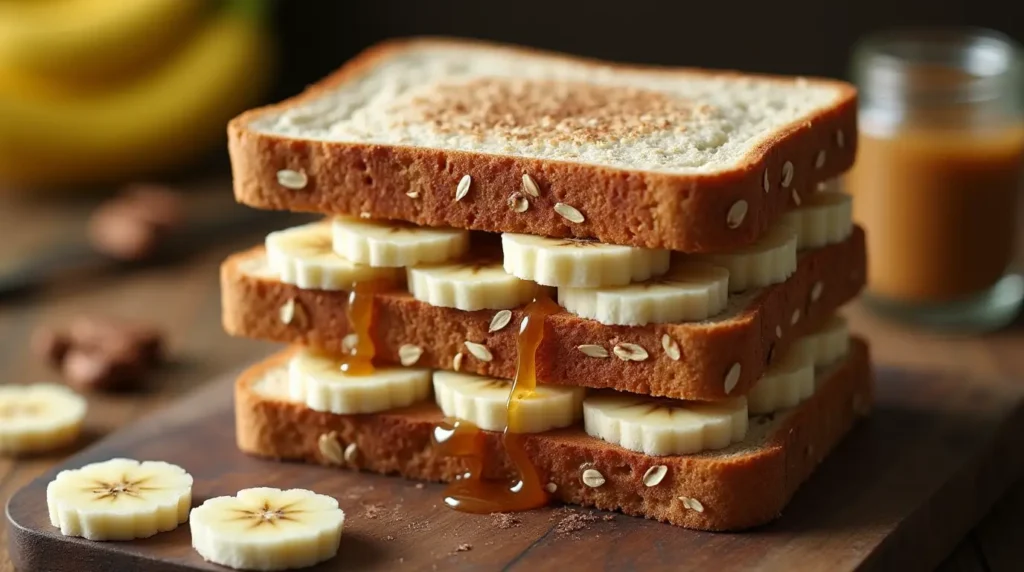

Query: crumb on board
[386,535,395,541]
[455,543,473,553]
[602,514,615,521]
[491,512,521,529]
[415,483,425,489]
[363,503,386,519]
[554,509,599,534]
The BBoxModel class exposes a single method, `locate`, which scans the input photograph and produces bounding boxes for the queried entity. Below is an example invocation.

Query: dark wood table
[0,185,1020,571]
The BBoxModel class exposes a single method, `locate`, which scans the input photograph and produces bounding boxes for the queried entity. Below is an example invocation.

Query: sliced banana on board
[289,349,432,414]
[688,224,797,292]
[0,383,86,455]
[47,458,192,541]
[746,349,815,414]
[332,216,469,268]
[265,222,402,290]
[780,192,853,250]
[583,393,747,456]
[558,262,729,326]
[502,233,670,288]
[190,487,344,571]
[407,258,539,311]
[791,314,850,368]
[433,370,585,433]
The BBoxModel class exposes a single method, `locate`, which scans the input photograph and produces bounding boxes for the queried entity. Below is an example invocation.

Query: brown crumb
[491,512,521,529]
[554,508,599,534]
[415,483,425,489]
[602,515,615,522]
[455,543,473,552]
[362,503,386,519]
[385,535,395,541]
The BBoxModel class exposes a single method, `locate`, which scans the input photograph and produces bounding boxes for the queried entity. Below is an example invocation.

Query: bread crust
[221,227,865,401]
[228,37,858,253]
[235,338,873,531]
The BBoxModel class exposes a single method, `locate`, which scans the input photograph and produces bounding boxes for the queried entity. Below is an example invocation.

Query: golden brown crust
[221,227,865,401]
[235,338,873,531]
[228,37,858,253]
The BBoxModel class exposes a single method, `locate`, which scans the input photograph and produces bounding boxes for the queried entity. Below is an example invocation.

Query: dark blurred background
[269,0,1024,101]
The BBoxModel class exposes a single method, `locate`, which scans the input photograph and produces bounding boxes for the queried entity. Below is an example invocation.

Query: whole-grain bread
[221,227,865,401]
[229,38,858,253]
[235,338,873,531]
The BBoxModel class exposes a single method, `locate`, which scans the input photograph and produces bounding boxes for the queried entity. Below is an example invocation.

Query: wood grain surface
[8,363,1024,571]
[0,185,1023,571]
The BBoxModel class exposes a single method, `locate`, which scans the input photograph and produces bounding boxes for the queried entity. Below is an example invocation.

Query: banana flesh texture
[791,314,850,368]
[47,458,193,540]
[558,262,729,326]
[407,258,540,311]
[688,223,797,292]
[288,349,432,414]
[190,487,344,571]
[502,233,670,288]
[433,370,585,433]
[583,393,748,456]
[781,192,853,250]
[746,349,815,414]
[332,216,469,268]
[0,383,86,454]
[266,222,402,290]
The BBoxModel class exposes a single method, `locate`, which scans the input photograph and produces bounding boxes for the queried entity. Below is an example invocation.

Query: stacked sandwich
[222,39,872,531]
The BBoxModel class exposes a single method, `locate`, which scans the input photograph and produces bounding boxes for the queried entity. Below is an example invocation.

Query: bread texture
[235,338,873,531]
[229,37,858,253]
[221,227,865,401]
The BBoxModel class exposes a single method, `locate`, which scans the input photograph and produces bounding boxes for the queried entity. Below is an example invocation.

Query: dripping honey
[434,294,560,513]
[339,279,389,376]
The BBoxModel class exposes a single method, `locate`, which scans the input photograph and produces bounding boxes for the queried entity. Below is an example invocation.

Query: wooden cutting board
[7,365,1024,572]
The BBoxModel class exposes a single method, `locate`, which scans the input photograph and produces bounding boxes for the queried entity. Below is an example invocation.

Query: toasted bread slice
[229,38,857,253]
[235,338,873,531]
[221,227,865,401]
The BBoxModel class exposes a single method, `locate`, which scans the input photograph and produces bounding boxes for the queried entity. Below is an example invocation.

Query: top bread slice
[229,38,857,253]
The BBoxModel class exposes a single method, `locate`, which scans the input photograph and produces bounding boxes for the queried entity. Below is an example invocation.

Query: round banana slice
[558,262,729,326]
[583,393,747,456]
[289,349,432,414]
[688,224,797,292]
[265,222,401,290]
[502,233,670,288]
[47,458,193,540]
[407,258,538,311]
[746,349,815,414]
[332,216,469,268]
[0,383,85,454]
[791,314,850,368]
[780,192,853,250]
[190,487,344,571]
[433,371,585,433]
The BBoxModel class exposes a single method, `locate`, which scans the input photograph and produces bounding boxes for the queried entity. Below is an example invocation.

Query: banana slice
[558,262,729,326]
[433,371,585,433]
[47,458,192,541]
[502,233,670,288]
[332,216,469,268]
[190,487,344,571]
[688,224,797,292]
[583,393,747,456]
[791,314,850,368]
[266,222,402,290]
[781,192,853,249]
[746,349,815,414]
[407,258,539,311]
[289,349,431,414]
[0,383,85,454]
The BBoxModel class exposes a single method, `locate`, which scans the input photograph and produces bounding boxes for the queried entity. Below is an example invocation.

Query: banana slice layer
[190,487,344,571]
[433,370,585,433]
[502,233,670,288]
[332,216,469,268]
[746,349,815,414]
[407,258,539,311]
[289,349,432,414]
[47,458,193,541]
[0,383,86,454]
[266,222,401,290]
[781,192,853,249]
[583,393,747,456]
[688,223,797,292]
[792,314,850,367]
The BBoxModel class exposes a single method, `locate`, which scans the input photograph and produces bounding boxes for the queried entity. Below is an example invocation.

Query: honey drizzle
[339,279,386,376]
[433,293,561,513]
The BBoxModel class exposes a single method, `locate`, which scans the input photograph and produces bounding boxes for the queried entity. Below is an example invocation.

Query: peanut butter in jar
[847,29,1024,331]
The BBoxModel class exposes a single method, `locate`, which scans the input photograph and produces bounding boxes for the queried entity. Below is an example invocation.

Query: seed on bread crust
[276,169,308,190]
[582,468,605,488]
[455,175,472,201]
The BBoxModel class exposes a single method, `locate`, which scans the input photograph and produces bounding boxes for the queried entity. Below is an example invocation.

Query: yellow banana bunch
[0,0,273,189]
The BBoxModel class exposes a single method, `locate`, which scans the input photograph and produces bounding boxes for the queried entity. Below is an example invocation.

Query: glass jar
[846,28,1024,331]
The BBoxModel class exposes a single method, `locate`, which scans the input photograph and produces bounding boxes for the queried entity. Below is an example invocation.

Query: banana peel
[0,0,274,189]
